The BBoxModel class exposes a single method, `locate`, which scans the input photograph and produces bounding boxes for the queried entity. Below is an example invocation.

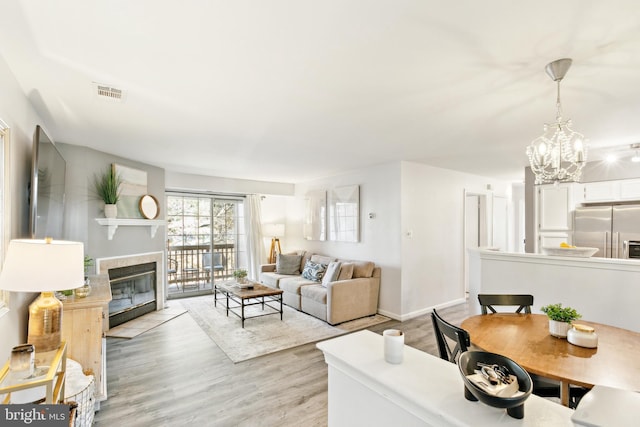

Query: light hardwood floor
[94,301,470,427]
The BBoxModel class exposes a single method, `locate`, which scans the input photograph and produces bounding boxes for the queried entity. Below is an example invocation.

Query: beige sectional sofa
[259,251,381,325]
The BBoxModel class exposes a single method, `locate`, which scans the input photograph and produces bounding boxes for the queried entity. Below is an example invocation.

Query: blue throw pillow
[302,260,327,282]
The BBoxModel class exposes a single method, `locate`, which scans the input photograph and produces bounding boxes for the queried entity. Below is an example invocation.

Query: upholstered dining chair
[477,294,533,314]
[476,293,587,408]
[431,309,470,363]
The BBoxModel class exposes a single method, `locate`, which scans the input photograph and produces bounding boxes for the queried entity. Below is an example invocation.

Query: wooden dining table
[461,313,640,407]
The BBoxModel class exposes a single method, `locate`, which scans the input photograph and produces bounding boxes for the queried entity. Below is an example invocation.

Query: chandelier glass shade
[527,58,587,185]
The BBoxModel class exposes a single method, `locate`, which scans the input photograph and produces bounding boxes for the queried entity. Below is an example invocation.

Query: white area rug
[106,303,187,338]
[180,295,390,363]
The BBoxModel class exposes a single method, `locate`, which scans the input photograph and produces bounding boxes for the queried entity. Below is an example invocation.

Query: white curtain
[244,194,265,281]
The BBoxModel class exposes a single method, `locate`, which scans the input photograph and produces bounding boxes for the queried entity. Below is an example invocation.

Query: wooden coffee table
[214,281,283,328]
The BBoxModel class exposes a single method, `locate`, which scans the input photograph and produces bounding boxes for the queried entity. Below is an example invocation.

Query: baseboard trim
[378,297,467,322]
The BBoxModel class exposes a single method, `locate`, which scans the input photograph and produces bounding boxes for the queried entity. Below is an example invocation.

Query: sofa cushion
[276,253,303,275]
[259,272,286,288]
[352,261,375,278]
[280,276,316,294]
[337,263,354,280]
[302,260,327,282]
[321,261,342,287]
[301,284,327,304]
[310,254,334,265]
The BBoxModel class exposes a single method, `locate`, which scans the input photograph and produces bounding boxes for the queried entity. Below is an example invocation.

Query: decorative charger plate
[541,246,598,257]
[139,194,159,219]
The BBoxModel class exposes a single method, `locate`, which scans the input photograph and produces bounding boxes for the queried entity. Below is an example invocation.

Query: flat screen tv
[29,125,66,239]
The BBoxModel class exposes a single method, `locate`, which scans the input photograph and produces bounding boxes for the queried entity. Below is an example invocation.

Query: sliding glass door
[166,193,246,298]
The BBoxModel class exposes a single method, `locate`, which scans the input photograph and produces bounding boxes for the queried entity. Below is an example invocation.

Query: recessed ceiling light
[606,154,618,163]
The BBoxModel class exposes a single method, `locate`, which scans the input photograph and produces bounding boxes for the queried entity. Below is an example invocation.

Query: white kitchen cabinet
[579,178,640,203]
[619,179,640,200]
[534,183,576,253]
[539,232,571,249]
[538,184,573,231]
[583,181,619,202]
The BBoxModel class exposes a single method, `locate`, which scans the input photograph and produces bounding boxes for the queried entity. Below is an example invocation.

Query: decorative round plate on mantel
[139,195,160,219]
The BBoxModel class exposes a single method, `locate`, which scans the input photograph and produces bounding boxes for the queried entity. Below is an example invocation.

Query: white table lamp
[263,224,285,264]
[0,238,84,352]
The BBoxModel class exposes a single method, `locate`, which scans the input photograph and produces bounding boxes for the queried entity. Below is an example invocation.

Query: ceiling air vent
[93,82,125,102]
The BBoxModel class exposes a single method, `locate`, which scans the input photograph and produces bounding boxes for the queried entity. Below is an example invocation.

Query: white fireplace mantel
[95,218,165,240]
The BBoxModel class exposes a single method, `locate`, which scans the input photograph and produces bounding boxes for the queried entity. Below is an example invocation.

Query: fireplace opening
[108,262,157,328]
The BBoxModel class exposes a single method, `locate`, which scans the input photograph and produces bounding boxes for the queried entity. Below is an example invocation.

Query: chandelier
[527,58,587,185]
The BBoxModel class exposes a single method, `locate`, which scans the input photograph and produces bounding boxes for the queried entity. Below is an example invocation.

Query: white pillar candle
[383,329,404,364]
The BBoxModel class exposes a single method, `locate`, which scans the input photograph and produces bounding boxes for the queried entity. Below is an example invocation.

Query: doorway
[463,192,488,293]
[166,193,246,298]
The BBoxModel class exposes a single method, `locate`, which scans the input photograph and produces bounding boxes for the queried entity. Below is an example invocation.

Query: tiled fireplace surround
[95,251,167,314]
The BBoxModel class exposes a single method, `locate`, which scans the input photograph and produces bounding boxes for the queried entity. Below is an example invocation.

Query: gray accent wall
[56,143,166,267]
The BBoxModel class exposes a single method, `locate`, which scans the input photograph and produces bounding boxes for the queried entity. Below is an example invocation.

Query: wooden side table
[62,274,112,403]
[0,341,67,404]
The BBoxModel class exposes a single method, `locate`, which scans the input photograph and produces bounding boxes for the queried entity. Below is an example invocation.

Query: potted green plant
[83,255,94,281]
[233,269,248,284]
[94,165,122,218]
[540,303,581,338]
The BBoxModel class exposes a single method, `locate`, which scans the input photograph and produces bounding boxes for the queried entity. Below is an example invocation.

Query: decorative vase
[75,284,91,298]
[237,277,247,284]
[548,319,571,338]
[104,204,117,218]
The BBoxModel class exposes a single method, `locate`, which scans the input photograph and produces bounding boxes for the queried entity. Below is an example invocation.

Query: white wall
[288,162,403,317]
[0,53,46,363]
[399,161,512,319]
[260,194,291,262]
[278,160,516,321]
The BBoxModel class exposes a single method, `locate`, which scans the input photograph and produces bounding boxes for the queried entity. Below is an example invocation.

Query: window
[0,120,9,317]
[165,193,245,298]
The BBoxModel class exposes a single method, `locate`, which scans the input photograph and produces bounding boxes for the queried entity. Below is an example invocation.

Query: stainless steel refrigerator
[573,204,640,258]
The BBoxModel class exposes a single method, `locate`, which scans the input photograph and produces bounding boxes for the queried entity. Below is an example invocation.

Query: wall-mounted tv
[29,125,66,239]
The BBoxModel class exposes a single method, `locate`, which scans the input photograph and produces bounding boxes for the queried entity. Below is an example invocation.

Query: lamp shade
[0,239,84,292]
[263,223,285,238]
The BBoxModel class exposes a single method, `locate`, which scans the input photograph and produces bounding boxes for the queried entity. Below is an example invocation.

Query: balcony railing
[167,243,235,296]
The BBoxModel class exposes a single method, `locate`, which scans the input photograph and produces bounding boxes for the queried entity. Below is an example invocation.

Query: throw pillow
[337,263,354,280]
[352,261,375,278]
[310,254,334,265]
[276,253,303,275]
[302,260,327,282]
[321,261,342,287]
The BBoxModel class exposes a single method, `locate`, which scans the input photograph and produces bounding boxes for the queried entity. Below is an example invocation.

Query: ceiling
[2,1,640,184]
